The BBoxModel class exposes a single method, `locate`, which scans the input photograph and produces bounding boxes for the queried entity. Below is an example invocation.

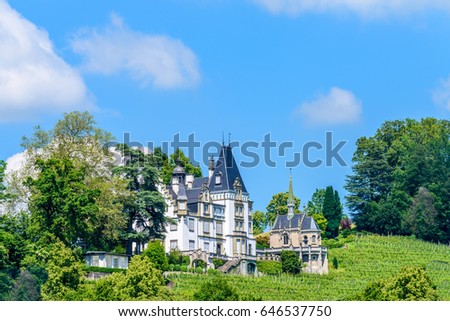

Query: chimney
[186,174,194,189]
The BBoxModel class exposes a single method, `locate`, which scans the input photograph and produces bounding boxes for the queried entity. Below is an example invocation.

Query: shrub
[180,266,188,272]
[256,232,270,248]
[168,264,175,271]
[182,255,190,265]
[112,245,126,254]
[195,260,207,269]
[193,276,239,301]
[280,250,302,274]
[174,264,181,271]
[142,241,169,271]
[256,260,282,275]
[167,250,183,265]
[332,257,339,270]
[207,268,221,276]
[195,267,203,274]
[213,258,226,268]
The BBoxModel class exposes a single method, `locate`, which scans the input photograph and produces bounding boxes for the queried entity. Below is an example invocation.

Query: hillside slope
[170,234,450,300]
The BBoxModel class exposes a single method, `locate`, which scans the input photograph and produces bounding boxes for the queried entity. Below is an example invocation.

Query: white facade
[161,145,257,273]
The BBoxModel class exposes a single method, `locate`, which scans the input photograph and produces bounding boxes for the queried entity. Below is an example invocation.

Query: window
[92,255,99,267]
[215,174,221,185]
[236,239,241,254]
[189,240,195,250]
[203,203,209,213]
[170,240,178,250]
[112,257,119,268]
[248,222,252,231]
[312,235,317,243]
[179,202,186,210]
[303,236,308,245]
[216,222,223,235]
[203,221,210,234]
[283,234,289,245]
[170,223,177,231]
[239,221,243,230]
[188,218,195,232]
[204,242,210,252]
[312,255,318,261]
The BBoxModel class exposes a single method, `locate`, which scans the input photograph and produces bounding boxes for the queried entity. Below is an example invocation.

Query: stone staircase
[218,258,241,273]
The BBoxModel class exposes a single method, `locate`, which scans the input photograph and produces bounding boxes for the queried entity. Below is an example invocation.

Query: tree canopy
[266,192,301,226]
[346,118,450,242]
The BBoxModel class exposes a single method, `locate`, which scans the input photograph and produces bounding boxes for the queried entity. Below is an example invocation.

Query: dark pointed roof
[272,213,321,232]
[209,145,247,193]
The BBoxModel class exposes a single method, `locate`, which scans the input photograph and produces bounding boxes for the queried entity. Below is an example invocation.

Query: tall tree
[26,158,100,247]
[113,144,167,255]
[0,160,6,202]
[266,192,301,227]
[346,118,450,242]
[323,186,341,238]
[252,210,268,235]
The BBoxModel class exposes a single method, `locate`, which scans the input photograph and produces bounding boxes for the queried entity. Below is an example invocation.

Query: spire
[287,169,294,220]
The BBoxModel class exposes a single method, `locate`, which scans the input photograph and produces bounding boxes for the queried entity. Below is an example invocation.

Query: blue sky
[1,0,450,213]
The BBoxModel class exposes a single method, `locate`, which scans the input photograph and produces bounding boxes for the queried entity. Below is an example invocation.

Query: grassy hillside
[169,234,450,300]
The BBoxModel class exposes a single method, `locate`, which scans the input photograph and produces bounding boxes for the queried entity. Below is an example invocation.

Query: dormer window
[215,174,221,185]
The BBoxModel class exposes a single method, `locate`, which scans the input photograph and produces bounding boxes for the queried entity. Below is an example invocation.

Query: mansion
[160,144,257,275]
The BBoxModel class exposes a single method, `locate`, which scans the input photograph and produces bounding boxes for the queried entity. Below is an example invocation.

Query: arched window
[303,235,308,245]
[312,235,316,243]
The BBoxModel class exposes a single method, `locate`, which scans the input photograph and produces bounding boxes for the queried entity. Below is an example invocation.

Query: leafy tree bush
[180,266,188,272]
[280,250,302,274]
[167,249,183,265]
[213,258,226,268]
[256,260,282,275]
[195,260,206,269]
[207,268,221,276]
[193,276,239,301]
[255,232,270,249]
[41,241,86,300]
[252,210,268,235]
[142,241,169,271]
[174,264,181,271]
[9,270,41,301]
[94,255,168,301]
[195,267,203,274]
[0,272,12,300]
[332,257,339,270]
[360,266,439,301]
[266,192,301,226]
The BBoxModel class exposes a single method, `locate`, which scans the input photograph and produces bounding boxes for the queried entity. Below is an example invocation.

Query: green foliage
[312,213,327,238]
[305,188,326,216]
[9,270,41,301]
[280,250,302,274]
[207,268,221,276]
[193,276,239,301]
[252,210,268,235]
[94,255,168,301]
[113,144,167,254]
[142,241,169,271]
[41,241,86,300]
[160,148,203,185]
[346,118,450,242]
[266,192,301,226]
[195,267,204,274]
[26,157,100,247]
[84,266,126,274]
[360,266,439,301]
[195,260,206,269]
[255,232,270,249]
[256,260,282,275]
[332,257,339,270]
[0,272,12,300]
[0,160,7,202]
[170,235,450,301]
[213,258,226,269]
[167,249,184,265]
[323,186,342,239]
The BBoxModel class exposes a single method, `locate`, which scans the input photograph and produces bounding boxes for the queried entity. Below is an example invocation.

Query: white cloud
[0,1,92,122]
[253,0,450,18]
[5,151,25,174]
[71,13,201,89]
[296,87,362,125]
[432,77,450,111]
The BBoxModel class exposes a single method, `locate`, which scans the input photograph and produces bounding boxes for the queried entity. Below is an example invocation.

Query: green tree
[160,148,202,185]
[346,118,450,242]
[280,250,302,274]
[266,192,301,227]
[9,270,41,301]
[41,241,85,301]
[95,255,167,301]
[305,188,326,216]
[0,160,7,202]
[113,144,167,255]
[142,241,169,271]
[193,276,239,301]
[252,210,268,235]
[323,186,341,239]
[361,266,439,301]
[26,158,100,247]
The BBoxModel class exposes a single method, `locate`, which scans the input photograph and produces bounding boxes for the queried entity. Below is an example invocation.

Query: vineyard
[168,235,450,300]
